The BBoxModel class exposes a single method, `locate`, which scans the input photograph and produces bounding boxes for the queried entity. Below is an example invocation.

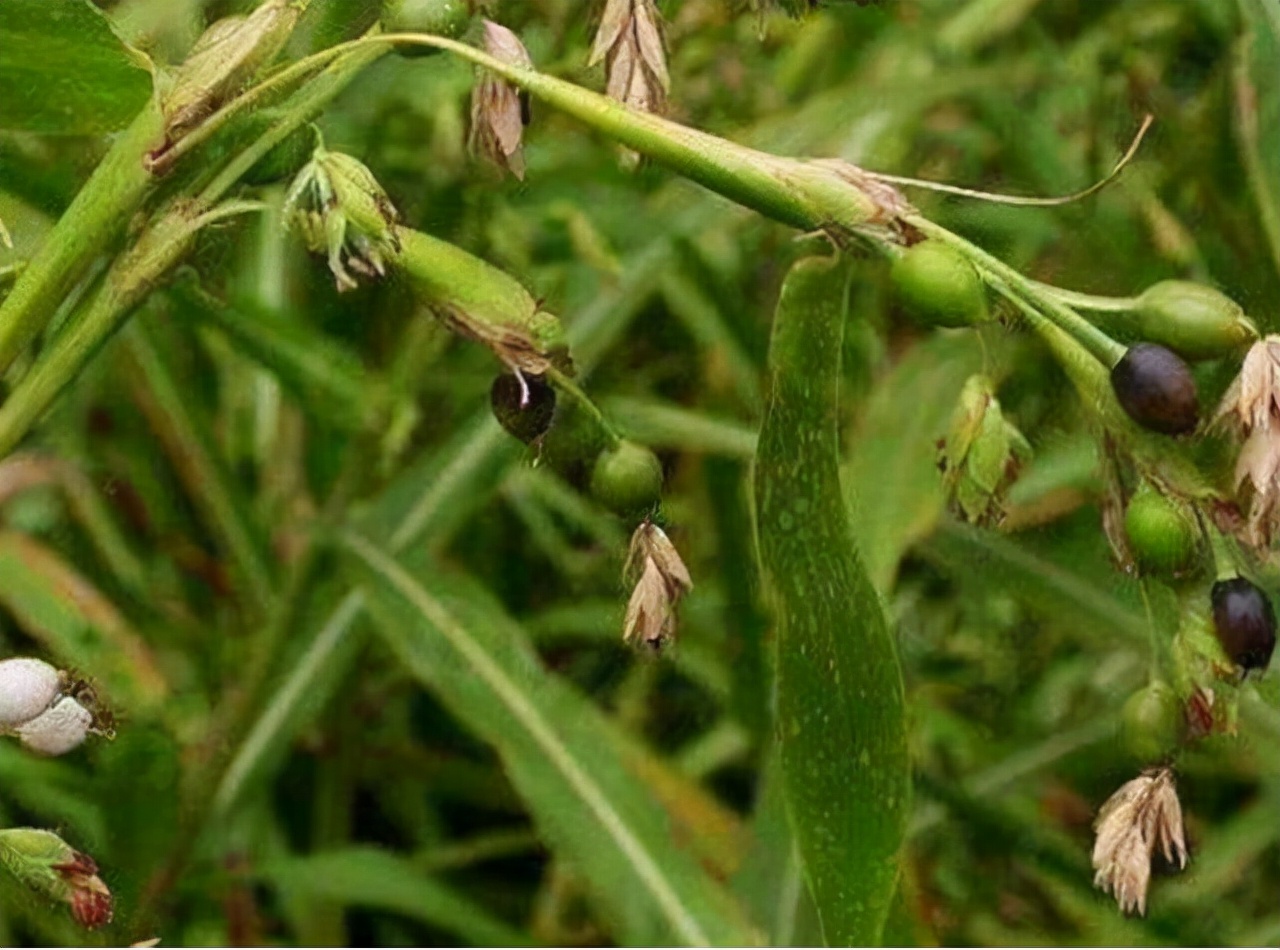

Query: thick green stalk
[201,32,882,235]
[754,257,910,945]
[0,99,165,375]
[0,47,387,460]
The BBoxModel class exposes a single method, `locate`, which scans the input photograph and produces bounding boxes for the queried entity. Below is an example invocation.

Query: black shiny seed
[1109,343,1199,435]
[1211,576,1277,672]
[490,374,556,444]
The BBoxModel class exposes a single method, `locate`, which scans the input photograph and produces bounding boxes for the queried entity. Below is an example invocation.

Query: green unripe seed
[381,0,471,57]
[1123,486,1199,575]
[1120,681,1183,763]
[889,240,989,329]
[590,440,663,517]
[1133,280,1257,361]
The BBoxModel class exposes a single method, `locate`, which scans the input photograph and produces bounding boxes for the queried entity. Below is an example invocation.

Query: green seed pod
[590,440,663,517]
[1133,281,1257,361]
[1123,485,1199,575]
[1120,681,1183,763]
[889,240,989,329]
[381,0,472,57]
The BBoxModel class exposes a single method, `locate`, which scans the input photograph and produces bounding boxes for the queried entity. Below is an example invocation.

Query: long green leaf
[754,258,910,946]
[262,848,531,947]
[341,531,758,948]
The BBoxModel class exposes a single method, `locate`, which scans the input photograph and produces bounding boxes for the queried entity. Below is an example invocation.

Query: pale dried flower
[622,522,692,649]
[1091,767,1187,916]
[284,145,401,292]
[469,21,533,179]
[590,0,669,115]
[1217,336,1280,546]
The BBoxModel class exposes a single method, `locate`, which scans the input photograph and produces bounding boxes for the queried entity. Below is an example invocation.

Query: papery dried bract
[590,0,669,115]
[1217,336,1280,545]
[622,522,692,649]
[469,21,533,178]
[1091,768,1187,916]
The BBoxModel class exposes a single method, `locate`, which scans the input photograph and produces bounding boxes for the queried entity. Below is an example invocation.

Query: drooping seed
[490,373,556,444]
[1109,343,1199,435]
[1210,576,1277,672]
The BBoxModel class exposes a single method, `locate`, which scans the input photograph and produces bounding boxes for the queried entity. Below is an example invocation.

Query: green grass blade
[262,848,532,947]
[340,531,759,947]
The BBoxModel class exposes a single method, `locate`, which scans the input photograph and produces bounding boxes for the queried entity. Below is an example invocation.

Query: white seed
[0,657,62,729]
[16,696,92,756]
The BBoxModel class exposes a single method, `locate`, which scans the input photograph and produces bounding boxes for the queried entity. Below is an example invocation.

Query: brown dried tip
[469,21,533,179]
[622,522,692,650]
[590,0,670,115]
[1091,767,1187,916]
[1218,336,1280,546]
[53,852,114,930]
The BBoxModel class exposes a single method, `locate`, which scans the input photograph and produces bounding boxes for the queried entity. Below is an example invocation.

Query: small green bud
[147,0,304,168]
[0,829,112,929]
[1133,281,1257,361]
[938,375,1030,524]
[382,0,472,57]
[591,440,663,517]
[538,398,612,482]
[1120,682,1183,763]
[1123,485,1199,576]
[890,240,989,329]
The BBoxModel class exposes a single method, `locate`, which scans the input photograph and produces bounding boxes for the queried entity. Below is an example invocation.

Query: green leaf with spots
[0,0,153,135]
[754,257,910,946]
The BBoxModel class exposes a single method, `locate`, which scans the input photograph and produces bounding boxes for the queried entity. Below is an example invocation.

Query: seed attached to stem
[591,440,663,517]
[889,240,989,329]
[1123,486,1199,576]
[1109,343,1199,435]
[1210,576,1277,672]
[490,373,556,443]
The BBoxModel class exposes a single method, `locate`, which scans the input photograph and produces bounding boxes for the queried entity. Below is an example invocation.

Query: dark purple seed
[1109,343,1199,435]
[490,374,556,444]
[1210,576,1277,672]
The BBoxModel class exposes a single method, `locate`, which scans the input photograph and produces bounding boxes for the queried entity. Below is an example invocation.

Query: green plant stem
[184,32,881,234]
[0,100,165,376]
[0,47,386,461]
[545,368,622,450]
[1207,526,1240,581]
[904,215,1127,366]
[1028,279,1138,313]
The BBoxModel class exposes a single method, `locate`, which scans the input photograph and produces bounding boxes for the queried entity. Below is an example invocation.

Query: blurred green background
[2,0,1280,945]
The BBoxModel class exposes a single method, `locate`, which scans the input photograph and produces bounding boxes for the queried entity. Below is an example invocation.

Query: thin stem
[1028,279,1139,313]
[546,367,623,450]
[1207,525,1241,582]
[904,215,1127,367]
